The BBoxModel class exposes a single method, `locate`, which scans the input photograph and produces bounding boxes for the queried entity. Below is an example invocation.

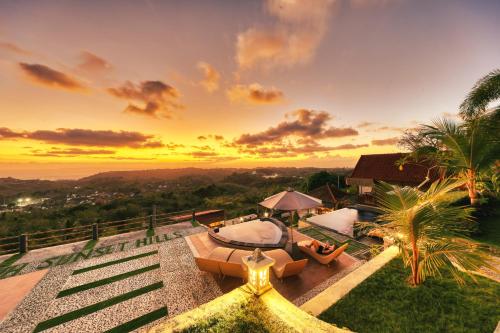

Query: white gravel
[64,252,159,289]
[159,238,222,317]
[44,288,166,333]
[45,269,160,317]
[0,264,75,333]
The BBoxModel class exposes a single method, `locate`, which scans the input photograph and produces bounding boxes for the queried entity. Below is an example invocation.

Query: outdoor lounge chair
[220,261,247,281]
[266,249,308,282]
[194,257,221,277]
[298,240,348,266]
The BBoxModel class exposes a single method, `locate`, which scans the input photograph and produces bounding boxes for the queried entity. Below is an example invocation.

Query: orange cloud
[236,0,334,69]
[78,51,112,74]
[30,148,115,157]
[19,63,86,91]
[371,137,399,146]
[235,109,357,146]
[0,127,164,148]
[197,61,220,93]
[227,83,284,105]
[108,80,182,118]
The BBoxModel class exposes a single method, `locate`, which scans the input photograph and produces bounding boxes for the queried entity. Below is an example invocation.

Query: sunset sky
[1,0,499,179]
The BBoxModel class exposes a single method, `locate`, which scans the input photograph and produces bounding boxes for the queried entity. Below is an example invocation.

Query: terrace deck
[185,227,361,304]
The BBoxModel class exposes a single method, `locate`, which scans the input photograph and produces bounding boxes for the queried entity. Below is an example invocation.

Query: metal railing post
[92,224,99,241]
[19,234,28,253]
[152,205,157,229]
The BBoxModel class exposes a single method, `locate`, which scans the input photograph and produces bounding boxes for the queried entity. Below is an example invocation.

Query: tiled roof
[347,153,434,186]
[307,183,346,204]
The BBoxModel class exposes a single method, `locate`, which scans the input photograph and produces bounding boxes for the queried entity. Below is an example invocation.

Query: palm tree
[422,117,499,205]
[460,69,500,120]
[370,179,490,286]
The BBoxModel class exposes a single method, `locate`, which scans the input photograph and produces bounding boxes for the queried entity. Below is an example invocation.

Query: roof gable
[348,153,433,185]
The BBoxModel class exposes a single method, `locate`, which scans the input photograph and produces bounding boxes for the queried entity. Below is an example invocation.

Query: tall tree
[422,116,499,205]
[370,179,490,286]
[460,69,500,120]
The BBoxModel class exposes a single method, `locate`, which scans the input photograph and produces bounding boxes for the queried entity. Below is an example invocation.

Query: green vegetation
[72,250,158,275]
[178,299,270,333]
[104,307,168,333]
[0,168,349,238]
[146,228,155,237]
[33,282,164,332]
[472,204,500,247]
[82,240,97,252]
[319,258,500,333]
[0,253,24,267]
[298,226,369,257]
[58,264,160,298]
[370,179,489,285]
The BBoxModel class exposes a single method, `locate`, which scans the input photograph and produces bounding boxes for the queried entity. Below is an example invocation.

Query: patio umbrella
[259,188,322,256]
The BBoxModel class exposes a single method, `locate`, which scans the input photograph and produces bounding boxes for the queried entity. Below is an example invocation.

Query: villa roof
[346,153,435,187]
[307,183,346,206]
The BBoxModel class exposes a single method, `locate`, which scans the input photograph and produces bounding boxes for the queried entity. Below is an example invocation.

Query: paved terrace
[0,222,363,332]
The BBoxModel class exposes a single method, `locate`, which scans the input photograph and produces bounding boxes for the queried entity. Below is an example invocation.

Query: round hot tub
[208,217,288,249]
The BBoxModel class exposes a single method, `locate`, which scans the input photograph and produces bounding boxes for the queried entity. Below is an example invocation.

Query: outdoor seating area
[298,240,348,266]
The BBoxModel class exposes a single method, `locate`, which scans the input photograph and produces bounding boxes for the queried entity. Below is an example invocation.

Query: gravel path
[0,264,75,333]
[64,253,158,289]
[44,288,165,333]
[159,238,222,317]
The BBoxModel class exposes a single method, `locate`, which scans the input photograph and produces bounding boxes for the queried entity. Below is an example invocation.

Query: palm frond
[459,69,500,120]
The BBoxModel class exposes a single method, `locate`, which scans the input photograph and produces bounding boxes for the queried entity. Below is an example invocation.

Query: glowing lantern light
[264,211,269,218]
[242,248,275,296]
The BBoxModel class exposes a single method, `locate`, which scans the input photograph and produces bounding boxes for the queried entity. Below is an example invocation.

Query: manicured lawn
[319,258,500,333]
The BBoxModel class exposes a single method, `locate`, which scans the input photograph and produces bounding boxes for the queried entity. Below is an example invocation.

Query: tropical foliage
[400,70,500,205]
[369,178,491,286]
[459,68,500,120]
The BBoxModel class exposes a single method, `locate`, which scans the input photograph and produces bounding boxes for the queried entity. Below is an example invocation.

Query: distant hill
[0,167,353,198]
[78,167,351,182]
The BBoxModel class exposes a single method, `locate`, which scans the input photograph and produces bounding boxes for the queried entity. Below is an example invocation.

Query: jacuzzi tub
[208,217,288,249]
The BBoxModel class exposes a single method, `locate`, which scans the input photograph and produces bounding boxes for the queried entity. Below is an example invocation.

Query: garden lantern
[242,248,275,296]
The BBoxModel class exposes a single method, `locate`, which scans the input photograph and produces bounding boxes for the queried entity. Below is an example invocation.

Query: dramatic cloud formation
[19,63,86,91]
[0,127,22,139]
[236,0,334,69]
[0,127,164,148]
[227,83,284,105]
[108,80,182,118]
[197,136,207,141]
[233,109,362,158]
[30,148,115,157]
[197,61,220,93]
[235,109,357,146]
[239,142,368,158]
[78,51,112,73]
[371,137,399,146]
[0,41,31,55]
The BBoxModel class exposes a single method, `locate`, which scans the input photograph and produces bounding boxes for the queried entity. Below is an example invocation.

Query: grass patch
[146,228,155,237]
[58,264,160,298]
[104,307,167,333]
[0,253,25,267]
[299,226,369,255]
[319,257,500,333]
[72,250,158,275]
[82,240,98,252]
[191,220,200,227]
[33,282,163,332]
